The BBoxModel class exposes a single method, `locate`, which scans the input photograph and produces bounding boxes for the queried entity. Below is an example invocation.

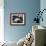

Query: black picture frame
[10,13,26,26]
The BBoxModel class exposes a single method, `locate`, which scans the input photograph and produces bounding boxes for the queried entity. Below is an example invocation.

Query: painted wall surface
[40,0,46,27]
[4,0,40,42]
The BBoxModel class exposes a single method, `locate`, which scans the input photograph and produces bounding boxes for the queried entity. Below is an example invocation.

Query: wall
[40,0,46,27]
[4,0,40,42]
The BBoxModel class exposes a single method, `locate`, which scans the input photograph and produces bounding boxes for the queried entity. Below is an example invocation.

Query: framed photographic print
[10,13,26,26]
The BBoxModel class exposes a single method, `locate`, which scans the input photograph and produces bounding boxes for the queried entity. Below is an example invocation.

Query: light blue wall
[40,0,46,27]
[4,0,40,42]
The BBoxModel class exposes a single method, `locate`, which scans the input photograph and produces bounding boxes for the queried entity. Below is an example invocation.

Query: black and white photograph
[10,13,25,25]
